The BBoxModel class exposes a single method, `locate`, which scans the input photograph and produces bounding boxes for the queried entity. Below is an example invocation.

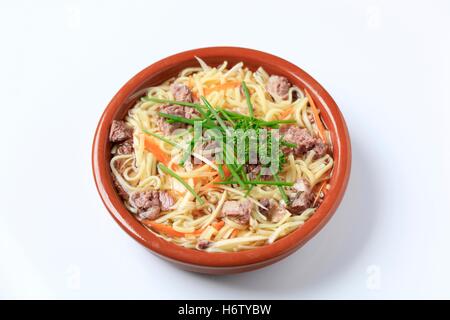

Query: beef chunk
[259,199,271,215]
[244,164,272,180]
[130,190,174,220]
[158,104,200,135]
[221,200,252,225]
[116,138,133,155]
[245,164,261,180]
[197,239,211,250]
[159,191,174,211]
[158,105,186,135]
[313,140,328,159]
[170,83,193,102]
[266,75,291,100]
[282,125,328,158]
[194,140,220,163]
[293,178,310,193]
[287,190,314,215]
[110,120,133,143]
[259,198,287,223]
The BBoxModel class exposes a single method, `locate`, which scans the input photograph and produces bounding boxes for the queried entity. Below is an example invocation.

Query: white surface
[1,0,449,299]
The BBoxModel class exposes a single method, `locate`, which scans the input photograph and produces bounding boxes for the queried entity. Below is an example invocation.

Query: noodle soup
[108,58,333,252]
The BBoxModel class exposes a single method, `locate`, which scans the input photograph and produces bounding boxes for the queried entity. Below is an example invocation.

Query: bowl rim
[92,46,351,268]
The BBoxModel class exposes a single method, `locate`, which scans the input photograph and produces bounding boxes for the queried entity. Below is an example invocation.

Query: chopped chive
[241,81,254,119]
[142,129,178,147]
[158,163,204,205]
[219,109,236,127]
[216,108,295,127]
[214,180,294,186]
[255,119,297,125]
[179,147,192,166]
[200,96,230,135]
[271,167,289,204]
[158,112,198,124]
[244,170,262,197]
[225,163,247,190]
[217,164,225,179]
[158,112,214,129]
[144,97,207,116]
[179,136,195,166]
[281,140,297,148]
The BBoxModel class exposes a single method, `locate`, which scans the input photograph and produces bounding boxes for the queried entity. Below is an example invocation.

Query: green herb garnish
[158,163,204,205]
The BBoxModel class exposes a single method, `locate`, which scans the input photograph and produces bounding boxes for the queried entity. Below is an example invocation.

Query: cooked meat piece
[259,199,271,215]
[282,125,328,159]
[266,75,291,100]
[221,200,252,225]
[197,239,211,250]
[245,164,272,180]
[109,120,133,142]
[170,83,193,102]
[313,140,328,159]
[293,178,310,193]
[283,126,316,155]
[158,105,186,135]
[158,191,174,211]
[160,104,186,117]
[287,190,314,215]
[158,104,200,135]
[259,198,287,223]
[184,106,200,119]
[130,190,174,220]
[112,175,129,200]
[194,140,220,162]
[116,138,133,155]
[130,191,160,213]
[245,164,261,180]
[139,206,161,220]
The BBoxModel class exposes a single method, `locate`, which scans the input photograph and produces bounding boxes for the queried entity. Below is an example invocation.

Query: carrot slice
[313,180,328,206]
[201,165,231,189]
[142,135,172,166]
[212,220,225,231]
[143,220,210,237]
[305,89,327,143]
[203,81,241,96]
[142,220,186,237]
[144,217,225,238]
[231,229,240,238]
[278,106,294,119]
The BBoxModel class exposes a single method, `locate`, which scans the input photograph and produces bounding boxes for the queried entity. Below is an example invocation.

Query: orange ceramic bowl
[92,47,351,274]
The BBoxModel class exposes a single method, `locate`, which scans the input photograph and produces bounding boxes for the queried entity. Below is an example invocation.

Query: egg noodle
[110,58,334,252]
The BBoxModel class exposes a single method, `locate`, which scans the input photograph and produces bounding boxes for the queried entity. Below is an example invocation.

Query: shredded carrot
[193,176,211,185]
[143,215,225,238]
[202,165,231,189]
[189,229,204,235]
[231,229,240,238]
[142,134,172,166]
[190,164,217,184]
[278,106,294,119]
[142,220,186,237]
[305,89,327,143]
[143,220,211,237]
[313,180,328,206]
[203,81,241,95]
[212,220,225,231]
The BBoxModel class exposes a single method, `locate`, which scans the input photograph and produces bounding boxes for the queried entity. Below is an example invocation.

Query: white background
[1,0,449,299]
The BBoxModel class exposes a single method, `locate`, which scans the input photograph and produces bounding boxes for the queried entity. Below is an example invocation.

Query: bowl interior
[92,47,351,270]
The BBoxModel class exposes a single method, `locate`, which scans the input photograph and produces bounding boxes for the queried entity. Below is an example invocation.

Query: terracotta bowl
[92,47,351,274]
